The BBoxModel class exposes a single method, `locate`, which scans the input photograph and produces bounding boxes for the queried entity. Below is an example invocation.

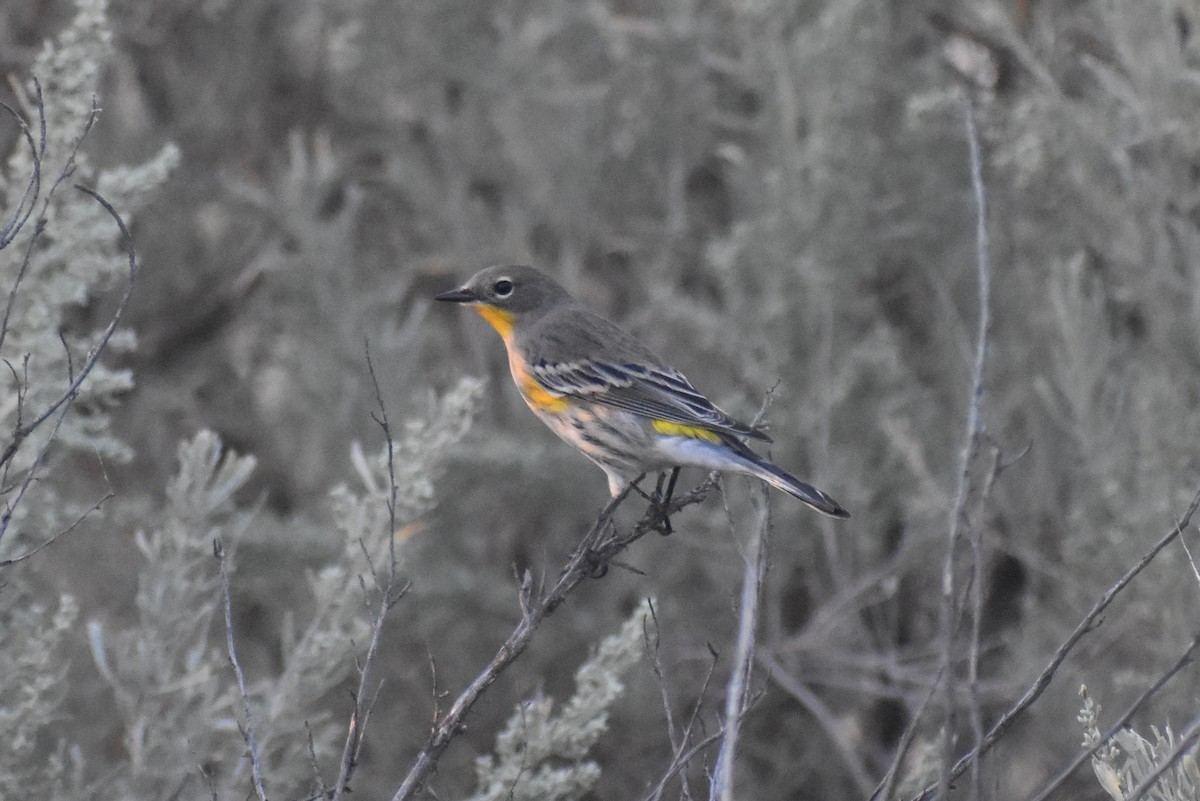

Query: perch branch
[390,474,717,801]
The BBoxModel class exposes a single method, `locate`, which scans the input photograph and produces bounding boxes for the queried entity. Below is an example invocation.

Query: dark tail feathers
[739,453,850,518]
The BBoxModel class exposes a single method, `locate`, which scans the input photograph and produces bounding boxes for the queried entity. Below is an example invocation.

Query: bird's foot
[649,467,681,535]
[583,549,610,578]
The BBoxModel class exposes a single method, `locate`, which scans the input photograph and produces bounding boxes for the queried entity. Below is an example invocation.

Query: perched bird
[436,265,849,519]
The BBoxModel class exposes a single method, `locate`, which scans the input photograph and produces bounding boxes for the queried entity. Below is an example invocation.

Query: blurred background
[5,0,1200,798]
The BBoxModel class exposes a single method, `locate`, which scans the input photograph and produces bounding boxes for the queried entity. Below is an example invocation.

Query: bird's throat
[474,304,515,342]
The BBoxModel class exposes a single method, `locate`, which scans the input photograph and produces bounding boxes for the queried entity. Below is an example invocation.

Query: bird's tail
[734,451,850,519]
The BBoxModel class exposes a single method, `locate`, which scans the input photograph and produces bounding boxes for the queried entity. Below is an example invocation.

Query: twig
[365,341,399,568]
[304,722,329,801]
[1,92,96,356]
[760,652,875,795]
[934,91,993,801]
[0,183,138,548]
[331,343,407,801]
[645,641,723,801]
[645,599,693,800]
[0,489,113,568]
[871,675,943,801]
[908,483,1200,801]
[966,444,1001,801]
[643,728,730,801]
[1026,630,1200,801]
[1,393,74,544]
[1177,526,1200,589]
[390,475,718,801]
[712,482,771,801]
[213,537,269,801]
[0,78,44,251]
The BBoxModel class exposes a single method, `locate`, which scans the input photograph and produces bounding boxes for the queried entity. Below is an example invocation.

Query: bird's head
[435,265,572,340]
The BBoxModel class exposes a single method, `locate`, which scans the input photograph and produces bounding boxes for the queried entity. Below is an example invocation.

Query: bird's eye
[493,279,514,297]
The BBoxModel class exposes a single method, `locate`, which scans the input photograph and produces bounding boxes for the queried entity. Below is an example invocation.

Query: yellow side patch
[507,349,571,413]
[473,302,570,413]
[474,304,515,342]
[651,419,721,442]
[519,377,571,413]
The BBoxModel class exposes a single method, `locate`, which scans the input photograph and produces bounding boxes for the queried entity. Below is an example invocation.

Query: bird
[435,265,849,519]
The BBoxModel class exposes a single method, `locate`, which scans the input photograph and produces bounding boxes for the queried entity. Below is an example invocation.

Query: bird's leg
[626,475,672,534]
[662,466,680,508]
[629,479,656,504]
[650,467,681,536]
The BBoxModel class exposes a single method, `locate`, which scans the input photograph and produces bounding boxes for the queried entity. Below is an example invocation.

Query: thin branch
[390,474,718,801]
[0,179,134,472]
[712,482,771,801]
[967,444,1002,801]
[1,92,96,355]
[0,391,72,543]
[0,182,138,551]
[1177,525,1200,589]
[304,721,330,801]
[907,483,1200,801]
[643,728,729,801]
[0,489,112,568]
[1026,630,1200,801]
[0,78,45,250]
[364,340,399,570]
[331,343,407,801]
[214,537,269,801]
[934,91,993,801]
[871,675,943,801]
[644,641,723,801]
[760,652,875,795]
[645,599,693,800]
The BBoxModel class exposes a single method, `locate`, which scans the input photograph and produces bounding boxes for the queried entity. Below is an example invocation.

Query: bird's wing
[529,358,771,441]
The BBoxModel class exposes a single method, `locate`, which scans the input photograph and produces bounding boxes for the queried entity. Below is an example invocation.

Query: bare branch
[331,342,408,801]
[907,483,1200,801]
[645,599,693,800]
[934,91,993,801]
[0,78,45,250]
[643,728,729,801]
[0,489,112,568]
[1026,630,1200,801]
[711,483,771,801]
[1,94,98,356]
[390,474,717,801]
[0,181,139,550]
[760,653,875,795]
[214,537,269,801]
[304,722,329,801]
[870,677,942,801]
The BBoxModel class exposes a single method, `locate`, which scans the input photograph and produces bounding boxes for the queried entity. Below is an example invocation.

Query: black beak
[435,286,477,303]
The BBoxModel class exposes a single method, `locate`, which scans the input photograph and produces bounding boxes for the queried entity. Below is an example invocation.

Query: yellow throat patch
[474,304,515,342]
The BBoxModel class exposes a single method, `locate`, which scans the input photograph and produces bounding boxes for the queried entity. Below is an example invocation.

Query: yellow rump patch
[474,304,515,342]
[651,419,721,442]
